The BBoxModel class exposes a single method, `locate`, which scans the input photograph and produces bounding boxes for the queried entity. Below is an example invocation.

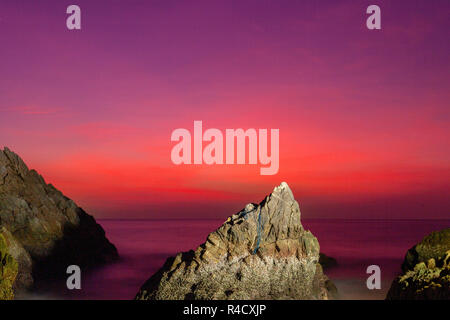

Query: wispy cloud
[2,106,62,115]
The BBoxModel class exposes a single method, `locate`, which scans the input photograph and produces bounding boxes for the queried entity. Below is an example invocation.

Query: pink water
[24,219,449,300]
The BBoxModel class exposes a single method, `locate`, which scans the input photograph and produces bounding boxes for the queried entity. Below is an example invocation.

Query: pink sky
[0,0,449,219]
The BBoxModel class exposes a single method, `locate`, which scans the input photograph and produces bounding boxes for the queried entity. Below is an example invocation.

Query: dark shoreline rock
[0,231,18,299]
[0,147,118,298]
[319,253,338,270]
[136,182,337,300]
[386,228,450,300]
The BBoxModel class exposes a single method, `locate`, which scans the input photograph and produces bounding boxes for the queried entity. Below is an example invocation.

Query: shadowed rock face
[387,228,450,300]
[0,147,118,297]
[136,182,336,300]
[401,228,450,273]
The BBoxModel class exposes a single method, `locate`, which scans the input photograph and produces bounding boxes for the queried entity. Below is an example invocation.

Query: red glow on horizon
[0,1,449,219]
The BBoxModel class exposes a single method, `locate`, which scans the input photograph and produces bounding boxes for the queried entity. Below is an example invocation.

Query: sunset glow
[1,0,448,219]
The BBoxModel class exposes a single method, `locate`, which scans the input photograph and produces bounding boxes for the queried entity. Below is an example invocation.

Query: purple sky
[0,0,449,219]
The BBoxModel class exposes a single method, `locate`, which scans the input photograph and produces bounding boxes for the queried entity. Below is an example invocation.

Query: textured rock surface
[0,227,32,292]
[0,232,18,300]
[401,228,450,272]
[136,182,336,300]
[0,147,118,298]
[387,228,450,300]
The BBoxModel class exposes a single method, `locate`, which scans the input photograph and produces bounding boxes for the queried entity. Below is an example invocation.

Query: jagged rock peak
[0,147,118,297]
[136,182,336,300]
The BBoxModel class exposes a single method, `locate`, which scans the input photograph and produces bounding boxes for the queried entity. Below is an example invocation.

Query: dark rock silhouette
[0,147,118,298]
[319,253,338,270]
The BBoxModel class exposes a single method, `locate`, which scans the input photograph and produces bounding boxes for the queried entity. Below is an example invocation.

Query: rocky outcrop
[319,253,338,270]
[0,147,118,298]
[0,227,32,294]
[136,182,336,300]
[387,228,450,300]
[0,232,18,300]
[401,228,450,272]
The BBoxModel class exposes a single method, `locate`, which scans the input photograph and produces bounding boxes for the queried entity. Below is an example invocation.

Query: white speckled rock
[136,182,337,300]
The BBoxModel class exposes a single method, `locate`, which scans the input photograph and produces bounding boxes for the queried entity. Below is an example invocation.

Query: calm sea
[22,219,449,300]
